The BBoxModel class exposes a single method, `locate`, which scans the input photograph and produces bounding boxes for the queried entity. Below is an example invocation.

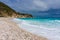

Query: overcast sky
[0,0,60,11]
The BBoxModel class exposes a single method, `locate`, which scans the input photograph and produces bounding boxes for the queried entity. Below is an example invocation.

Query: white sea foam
[12,18,60,40]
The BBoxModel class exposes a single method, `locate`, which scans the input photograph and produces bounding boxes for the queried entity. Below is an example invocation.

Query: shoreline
[0,18,48,40]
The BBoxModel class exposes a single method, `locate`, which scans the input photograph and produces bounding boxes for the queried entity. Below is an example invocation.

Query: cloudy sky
[0,0,60,17]
[0,0,60,11]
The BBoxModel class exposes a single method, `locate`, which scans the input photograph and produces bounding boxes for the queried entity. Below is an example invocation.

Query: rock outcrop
[0,2,33,18]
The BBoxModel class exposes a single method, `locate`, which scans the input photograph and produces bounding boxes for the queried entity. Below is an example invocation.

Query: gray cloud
[0,0,60,11]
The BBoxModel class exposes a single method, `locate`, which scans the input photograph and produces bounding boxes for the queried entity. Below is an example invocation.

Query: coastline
[0,18,48,40]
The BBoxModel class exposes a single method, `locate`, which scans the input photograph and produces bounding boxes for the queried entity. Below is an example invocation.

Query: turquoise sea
[12,18,60,40]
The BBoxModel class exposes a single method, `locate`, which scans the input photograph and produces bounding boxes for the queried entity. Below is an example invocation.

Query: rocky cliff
[0,2,33,18]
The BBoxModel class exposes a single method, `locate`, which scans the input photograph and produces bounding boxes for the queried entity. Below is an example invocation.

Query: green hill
[0,2,33,18]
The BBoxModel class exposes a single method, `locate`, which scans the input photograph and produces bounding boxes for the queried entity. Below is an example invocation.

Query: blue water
[12,18,60,40]
[19,18,60,28]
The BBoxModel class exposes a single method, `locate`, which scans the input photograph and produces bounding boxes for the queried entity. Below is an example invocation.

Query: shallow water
[12,18,60,40]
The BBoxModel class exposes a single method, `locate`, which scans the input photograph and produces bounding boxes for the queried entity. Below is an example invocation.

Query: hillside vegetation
[0,2,33,18]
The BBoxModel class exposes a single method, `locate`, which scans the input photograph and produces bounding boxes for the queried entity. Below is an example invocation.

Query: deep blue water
[18,18,60,28]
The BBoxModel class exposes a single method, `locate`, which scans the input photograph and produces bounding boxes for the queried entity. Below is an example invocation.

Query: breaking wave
[12,18,60,40]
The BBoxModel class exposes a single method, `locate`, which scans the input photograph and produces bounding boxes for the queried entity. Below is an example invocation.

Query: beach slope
[0,18,48,40]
